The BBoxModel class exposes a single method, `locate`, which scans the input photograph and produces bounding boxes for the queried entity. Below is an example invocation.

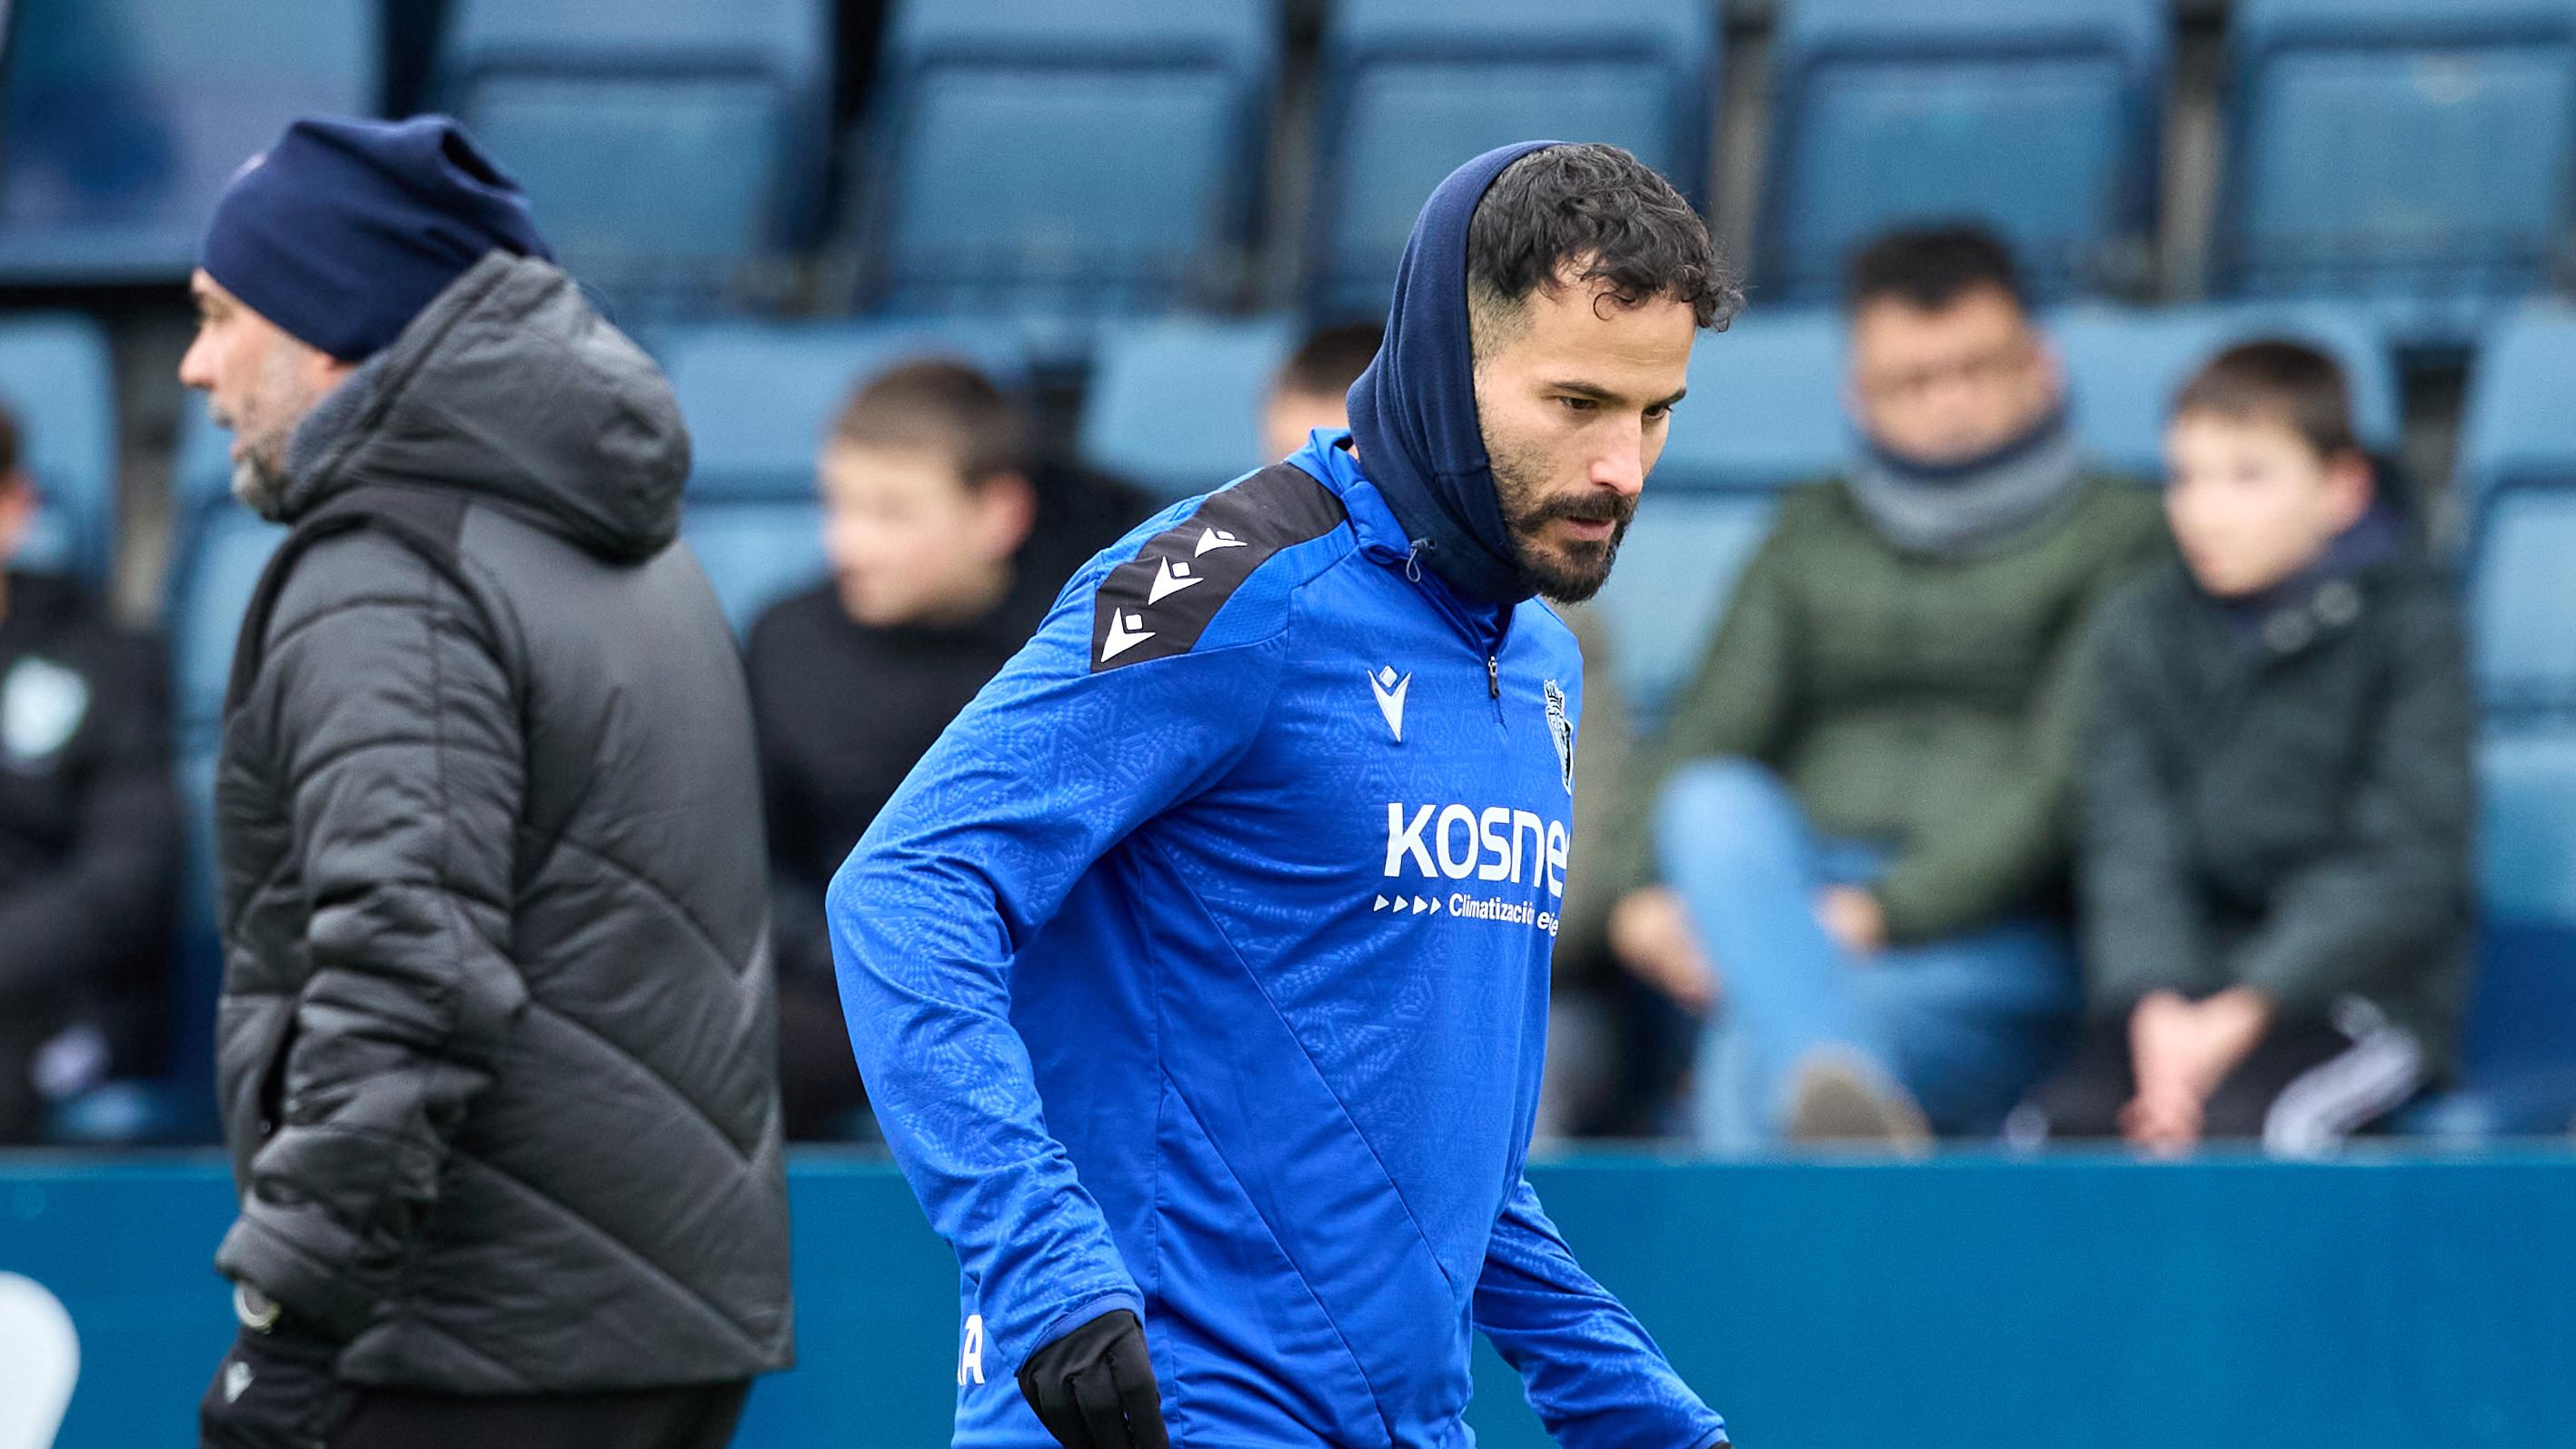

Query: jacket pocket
[214,996,296,1182]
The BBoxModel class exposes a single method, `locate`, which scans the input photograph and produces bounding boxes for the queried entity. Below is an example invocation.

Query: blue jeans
[1655,759,2078,1150]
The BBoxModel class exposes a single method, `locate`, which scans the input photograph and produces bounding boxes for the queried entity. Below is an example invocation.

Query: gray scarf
[1845,407,2087,559]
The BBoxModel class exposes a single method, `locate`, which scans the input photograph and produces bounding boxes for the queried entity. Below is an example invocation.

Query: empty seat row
[0,0,379,283]
[8,0,2576,344]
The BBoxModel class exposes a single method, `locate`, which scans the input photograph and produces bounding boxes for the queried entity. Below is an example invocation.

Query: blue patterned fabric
[830,433,1726,1447]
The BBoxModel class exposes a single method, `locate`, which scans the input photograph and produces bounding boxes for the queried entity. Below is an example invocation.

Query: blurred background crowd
[1,0,2574,1156]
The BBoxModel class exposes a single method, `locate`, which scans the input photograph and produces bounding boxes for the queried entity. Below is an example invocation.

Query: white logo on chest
[1368,666,1410,742]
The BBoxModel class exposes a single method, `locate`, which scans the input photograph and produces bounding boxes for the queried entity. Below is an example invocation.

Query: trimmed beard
[230,449,292,519]
[1489,438,1634,604]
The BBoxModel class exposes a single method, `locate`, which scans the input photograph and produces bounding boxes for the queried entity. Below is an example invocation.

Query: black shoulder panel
[1089,463,1348,672]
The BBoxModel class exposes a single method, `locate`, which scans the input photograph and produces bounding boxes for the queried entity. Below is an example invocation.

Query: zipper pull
[1487,654,1501,700]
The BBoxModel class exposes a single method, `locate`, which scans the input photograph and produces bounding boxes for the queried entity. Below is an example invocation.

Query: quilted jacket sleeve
[214,531,529,1341]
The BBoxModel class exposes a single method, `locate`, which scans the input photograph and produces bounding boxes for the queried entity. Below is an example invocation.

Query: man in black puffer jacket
[180,115,790,1449]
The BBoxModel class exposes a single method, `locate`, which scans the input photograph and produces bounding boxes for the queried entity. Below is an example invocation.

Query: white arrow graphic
[1149,557,1203,604]
[1099,610,1154,660]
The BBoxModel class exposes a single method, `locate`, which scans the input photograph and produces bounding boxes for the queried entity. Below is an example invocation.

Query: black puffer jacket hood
[277,249,688,564]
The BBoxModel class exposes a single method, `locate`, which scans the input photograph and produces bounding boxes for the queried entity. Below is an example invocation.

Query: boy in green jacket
[1606,227,2166,1147]
[2015,341,2471,1155]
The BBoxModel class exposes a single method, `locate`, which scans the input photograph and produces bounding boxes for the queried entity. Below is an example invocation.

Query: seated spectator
[1262,322,1384,462]
[1600,225,2167,1148]
[747,361,1145,1140]
[0,404,177,1142]
[2015,342,2468,1156]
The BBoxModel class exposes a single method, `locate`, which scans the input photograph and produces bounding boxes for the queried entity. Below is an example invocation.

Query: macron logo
[1100,611,1155,661]
[1369,667,1410,742]
[1149,558,1204,604]
[1196,527,1246,557]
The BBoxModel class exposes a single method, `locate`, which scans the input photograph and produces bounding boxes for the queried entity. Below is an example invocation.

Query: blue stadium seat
[2420,732,2576,1138]
[1593,310,1845,728]
[1761,0,2168,304]
[2411,302,2576,1138]
[435,0,830,319]
[2460,303,2576,716]
[0,314,117,587]
[0,0,380,283]
[1078,315,1300,501]
[1653,309,1848,494]
[860,0,1276,329]
[655,320,1033,632]
[2220,0,2576,347]
[2050,302,2400,481]
[1312,0,1715,320]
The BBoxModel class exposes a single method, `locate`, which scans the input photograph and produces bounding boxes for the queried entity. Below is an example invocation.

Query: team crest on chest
[1543,680,1573,796]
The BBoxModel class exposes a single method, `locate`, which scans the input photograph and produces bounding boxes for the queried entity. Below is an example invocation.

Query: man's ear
[0,471,39,563]
[2034,336,2068,410]
[974,472,1038,561]
[2324,451,2377,533]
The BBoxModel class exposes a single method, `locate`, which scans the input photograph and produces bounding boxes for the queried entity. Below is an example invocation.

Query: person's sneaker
[1785,1050,1932,1152]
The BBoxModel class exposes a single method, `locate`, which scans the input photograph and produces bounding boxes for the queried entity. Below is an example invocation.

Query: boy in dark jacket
[746,361,1144,1139]
[2017,341,2472,1156]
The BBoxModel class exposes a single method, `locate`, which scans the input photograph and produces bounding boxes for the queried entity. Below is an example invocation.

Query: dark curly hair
[1465,144,1739,358]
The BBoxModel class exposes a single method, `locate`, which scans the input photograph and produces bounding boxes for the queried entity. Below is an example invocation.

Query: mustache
[1515,491,1636,531]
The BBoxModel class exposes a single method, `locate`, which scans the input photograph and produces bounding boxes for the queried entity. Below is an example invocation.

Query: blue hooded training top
[830,144,1727,1449]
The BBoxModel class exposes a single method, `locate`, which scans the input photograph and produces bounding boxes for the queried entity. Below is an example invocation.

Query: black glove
[1015,1308,1169,1449]
[198,1303,351,1448]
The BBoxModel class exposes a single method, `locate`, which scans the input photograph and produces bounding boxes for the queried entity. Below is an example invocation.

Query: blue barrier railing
[2,1148,2569,1448]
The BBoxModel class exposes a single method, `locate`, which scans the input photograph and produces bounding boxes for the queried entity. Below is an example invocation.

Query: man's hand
[1814,886,1887,958]
[198,1318,350,1448]
[2166,988,2274,1100]
[2123,989,2274,1155]
[1608,887,1717,1012]
[1017,1309,1169,1449]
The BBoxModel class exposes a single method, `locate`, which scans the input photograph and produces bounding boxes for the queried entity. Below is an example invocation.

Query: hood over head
[1346,141,1559,609]
[275,251,689,563]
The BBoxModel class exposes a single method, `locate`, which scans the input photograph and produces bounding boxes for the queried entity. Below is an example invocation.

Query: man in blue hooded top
[831,144,1740,1449]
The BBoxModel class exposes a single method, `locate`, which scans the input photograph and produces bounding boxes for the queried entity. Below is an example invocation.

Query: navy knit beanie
[202,114,554,362]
